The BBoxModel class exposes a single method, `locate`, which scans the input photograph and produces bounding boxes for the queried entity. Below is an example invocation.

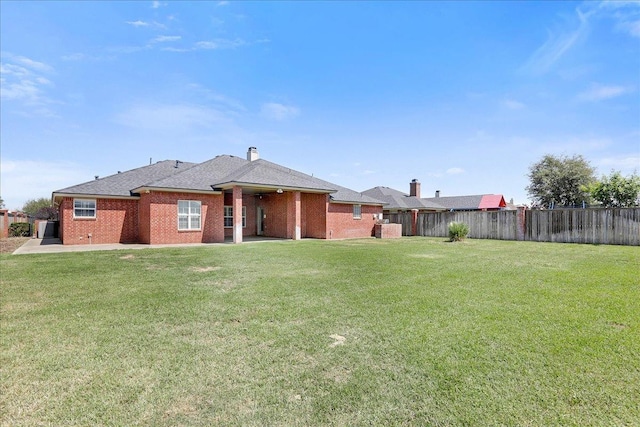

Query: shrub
[448,221,469,242]
[9,222,31,237]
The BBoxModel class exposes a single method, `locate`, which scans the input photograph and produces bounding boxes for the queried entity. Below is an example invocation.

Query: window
[74,199,96,218]
[178,200,201,230]
[353,204,362,219]
[224,206,246,228]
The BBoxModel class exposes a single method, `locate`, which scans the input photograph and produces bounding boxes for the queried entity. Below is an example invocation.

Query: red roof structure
[478,194,507,210]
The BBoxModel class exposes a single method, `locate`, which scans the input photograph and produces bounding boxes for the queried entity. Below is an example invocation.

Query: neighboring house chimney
[409,179,421,198]
[247,147,259,161]
[435,190,440,198]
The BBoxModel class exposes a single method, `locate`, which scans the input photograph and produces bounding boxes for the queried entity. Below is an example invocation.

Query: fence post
[0,210,7,238]
[516,206,527,241]
[411,209,418,236]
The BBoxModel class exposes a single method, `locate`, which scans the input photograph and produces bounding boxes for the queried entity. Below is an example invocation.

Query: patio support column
[287,191,301,240]
[232,185,243,244]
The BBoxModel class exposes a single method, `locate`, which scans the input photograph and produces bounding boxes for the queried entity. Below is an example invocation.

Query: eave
[211,181,336,194]
[131,186,223,195]
[52,192,140,205]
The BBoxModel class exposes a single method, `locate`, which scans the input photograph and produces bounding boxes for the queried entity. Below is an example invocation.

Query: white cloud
[115,104,230,131]
[126,20,149,27]
[161,47,192,53]
[151,35,181,43]
[578,83,635,101]
[524,1,640,74]
[260,103,300,121]
[446,167,465,175]
[618,18,640,37]
[151,1,167,8]
[195,38,246,50]
[503,99,526,110]
[523,7,592,74]
[597,0,640,37]
[0,55,56,112]
[596,155,640,174]
[8,55,54,73]
[186,83,247,112]
[0,159,91,210]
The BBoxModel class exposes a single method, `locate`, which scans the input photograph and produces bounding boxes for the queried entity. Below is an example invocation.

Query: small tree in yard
[449,222,470,242]
[588,171,640,208]
[22,197,56,219]
[526,154,596,208]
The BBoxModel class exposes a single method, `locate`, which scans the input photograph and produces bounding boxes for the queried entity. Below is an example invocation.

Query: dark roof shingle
[53,160,196,197]
[54,154,385,205]
[362,186,445,210]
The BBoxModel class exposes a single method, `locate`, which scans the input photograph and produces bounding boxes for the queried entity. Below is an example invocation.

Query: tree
[0,196,5,209]
[589,171,640,208]
[526,154,596,208]
[22,197,56,219]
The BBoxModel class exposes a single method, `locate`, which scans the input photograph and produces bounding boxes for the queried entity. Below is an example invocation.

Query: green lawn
[1,238,638,426]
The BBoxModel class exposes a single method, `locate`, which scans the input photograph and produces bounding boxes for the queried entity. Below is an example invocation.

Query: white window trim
[353,204,362,219]
[73,198,96,219]
[224,205,247,228]
[178,200,202,231]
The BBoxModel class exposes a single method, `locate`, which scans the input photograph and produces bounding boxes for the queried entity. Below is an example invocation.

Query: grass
[1,237,638,426]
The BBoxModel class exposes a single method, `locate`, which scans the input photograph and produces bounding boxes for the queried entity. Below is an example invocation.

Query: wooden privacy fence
[389,208,640,246]
[1,210,29,238]
[385,212,413,236]
[525,208,640,246]
[417,210,521,241]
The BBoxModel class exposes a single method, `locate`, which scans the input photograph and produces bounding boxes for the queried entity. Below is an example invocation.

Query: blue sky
[1,1,639,210]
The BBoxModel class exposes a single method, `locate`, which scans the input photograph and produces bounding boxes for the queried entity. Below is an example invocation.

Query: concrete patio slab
[13,236,288,255]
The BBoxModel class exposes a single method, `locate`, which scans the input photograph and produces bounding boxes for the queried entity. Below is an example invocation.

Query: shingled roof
[362,186,445,210]
[422,194,507,210]
[208,158,338,192]
[53,160,196,199]
[54,153,385,205]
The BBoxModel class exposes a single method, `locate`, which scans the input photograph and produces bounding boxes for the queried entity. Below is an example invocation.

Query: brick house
[363,179,508,213]
[52,147,385,245]
[363,180,508,236]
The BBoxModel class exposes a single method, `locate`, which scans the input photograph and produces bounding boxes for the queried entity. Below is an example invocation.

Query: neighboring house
[363,179,508,214]
[422,192,508,211]
[362,179,446,214]
[363,180,509,236]
[52,147,385,245]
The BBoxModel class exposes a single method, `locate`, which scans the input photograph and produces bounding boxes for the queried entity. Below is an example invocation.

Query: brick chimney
[409,179,421,198]
[247,147,259,161]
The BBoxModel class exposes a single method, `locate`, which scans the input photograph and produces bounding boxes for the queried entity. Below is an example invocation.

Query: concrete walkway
[13,236,287,255]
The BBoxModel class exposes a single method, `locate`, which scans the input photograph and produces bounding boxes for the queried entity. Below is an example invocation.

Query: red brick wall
[59,197,139,245]
[140,191,224,244]
[257,193,289,238]
[138,193,151,244]
[302,193,328,238]
[59,192,383,244]
[326,203,381,239]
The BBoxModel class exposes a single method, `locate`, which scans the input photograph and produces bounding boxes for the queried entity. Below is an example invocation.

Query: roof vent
[435,190,440,198]
[175,160,183,168]
[95,175,99,180]
[247,147,259,162]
